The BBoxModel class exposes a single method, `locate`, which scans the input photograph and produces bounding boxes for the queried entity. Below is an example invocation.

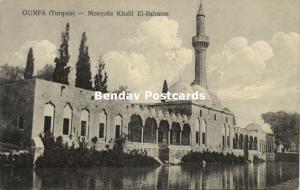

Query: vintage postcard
[0,0,299,189]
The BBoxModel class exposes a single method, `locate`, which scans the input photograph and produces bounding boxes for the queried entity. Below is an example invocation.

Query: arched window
[158,120,169,144]
[128,114,143,142]
[143,118,157,143]
[114,114,122,139]
[43,102,55,133]
[200,119,207,145]
[195,119,200,144]
[63,104,72,135]
[99,110,107,139]
[80,109,89,137]
[171,122,181,145]
[182,124,191,145]
[222,125,226,147]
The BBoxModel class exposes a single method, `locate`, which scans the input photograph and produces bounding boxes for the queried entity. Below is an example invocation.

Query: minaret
[192,2,209,88]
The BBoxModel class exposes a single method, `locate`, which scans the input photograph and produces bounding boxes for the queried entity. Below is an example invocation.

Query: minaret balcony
[192,36,209,48]
[192,35,209,43]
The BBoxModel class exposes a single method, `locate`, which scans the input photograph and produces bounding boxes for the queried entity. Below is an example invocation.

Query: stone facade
[0,78,275,162]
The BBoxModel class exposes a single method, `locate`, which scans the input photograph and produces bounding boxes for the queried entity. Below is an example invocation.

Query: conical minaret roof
[197,2,205,16]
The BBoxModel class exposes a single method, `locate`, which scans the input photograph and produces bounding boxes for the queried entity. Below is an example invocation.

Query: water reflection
[0,162,298,190]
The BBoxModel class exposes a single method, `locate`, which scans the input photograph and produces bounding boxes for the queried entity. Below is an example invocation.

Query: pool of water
[0,162,298,189]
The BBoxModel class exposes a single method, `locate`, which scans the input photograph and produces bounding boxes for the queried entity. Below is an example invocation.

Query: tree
[261,111,300,152]
[52,23,71,84]
[36,64,54,81]
[0,64,24,84]
[75,32,93,90]
[23,47,34,79]
[94,56,108,92]
[113,85,130,95]
[161,80,168,102]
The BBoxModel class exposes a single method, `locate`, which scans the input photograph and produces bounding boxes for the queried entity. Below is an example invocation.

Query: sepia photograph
[0,0,299,189]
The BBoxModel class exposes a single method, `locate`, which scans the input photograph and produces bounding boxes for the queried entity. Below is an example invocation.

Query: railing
[192,35,209,42]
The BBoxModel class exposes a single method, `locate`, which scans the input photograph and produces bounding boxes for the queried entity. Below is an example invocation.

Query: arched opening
[158,120,169,145]
[182,124,191,145]
[114,114,122,139]
[43,102,55,133]
[63,104,72,135]
[170,122,181,145]
[235,133,238,149]
[254,137,257,150]
[239,134,244,149]
[128,114,142,142]
[245,135,249,150]
[80,109,89,137]
[143,117,157,143]
[98,110,107,139]
[249,136,253,150]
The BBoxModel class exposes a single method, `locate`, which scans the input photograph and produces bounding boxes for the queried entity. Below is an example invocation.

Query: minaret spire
[197,2,205,16]
[192,1,209,88]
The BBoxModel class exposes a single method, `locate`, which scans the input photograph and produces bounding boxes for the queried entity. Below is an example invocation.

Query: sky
[0,0,299,131]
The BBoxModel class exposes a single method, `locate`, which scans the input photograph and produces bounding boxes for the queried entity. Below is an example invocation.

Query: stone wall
[0,79,36,147]
[125,142,159,159]
[32,79,130,142]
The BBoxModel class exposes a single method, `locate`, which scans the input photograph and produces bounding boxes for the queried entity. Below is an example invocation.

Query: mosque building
[0,3,275,162]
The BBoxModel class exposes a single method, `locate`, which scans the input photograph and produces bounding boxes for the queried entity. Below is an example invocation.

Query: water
[0,162,298,190]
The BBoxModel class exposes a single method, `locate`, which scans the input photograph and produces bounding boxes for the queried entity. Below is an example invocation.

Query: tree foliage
[35,133,160,168]
[52,23,71,84]
[0,64,24,83]
[23,47,34,79]
[261,111,300,152]
[36,64,54,81]
[75,32,93,90]
[0,127,22,146]
[181,150,246,165]
[94,56,108,92]
[112,85,130,95]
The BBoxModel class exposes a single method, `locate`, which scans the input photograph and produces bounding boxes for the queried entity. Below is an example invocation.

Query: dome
[191,85,212,107]
[208,90,222,109]
[245,122,263,131]
[169,81,194,94]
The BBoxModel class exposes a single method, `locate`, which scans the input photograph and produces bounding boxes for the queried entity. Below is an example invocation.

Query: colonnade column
[141,126,144,143]
[156,129,158,144]
[179,132,182,145]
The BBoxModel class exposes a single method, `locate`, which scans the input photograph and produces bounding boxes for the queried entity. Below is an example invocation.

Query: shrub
[35,134,160,168]
[0,127,22,146]
[0,152,33,168]
[181,150,246,165]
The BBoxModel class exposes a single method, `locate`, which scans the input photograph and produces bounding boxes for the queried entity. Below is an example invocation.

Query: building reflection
[0,162,298,190]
